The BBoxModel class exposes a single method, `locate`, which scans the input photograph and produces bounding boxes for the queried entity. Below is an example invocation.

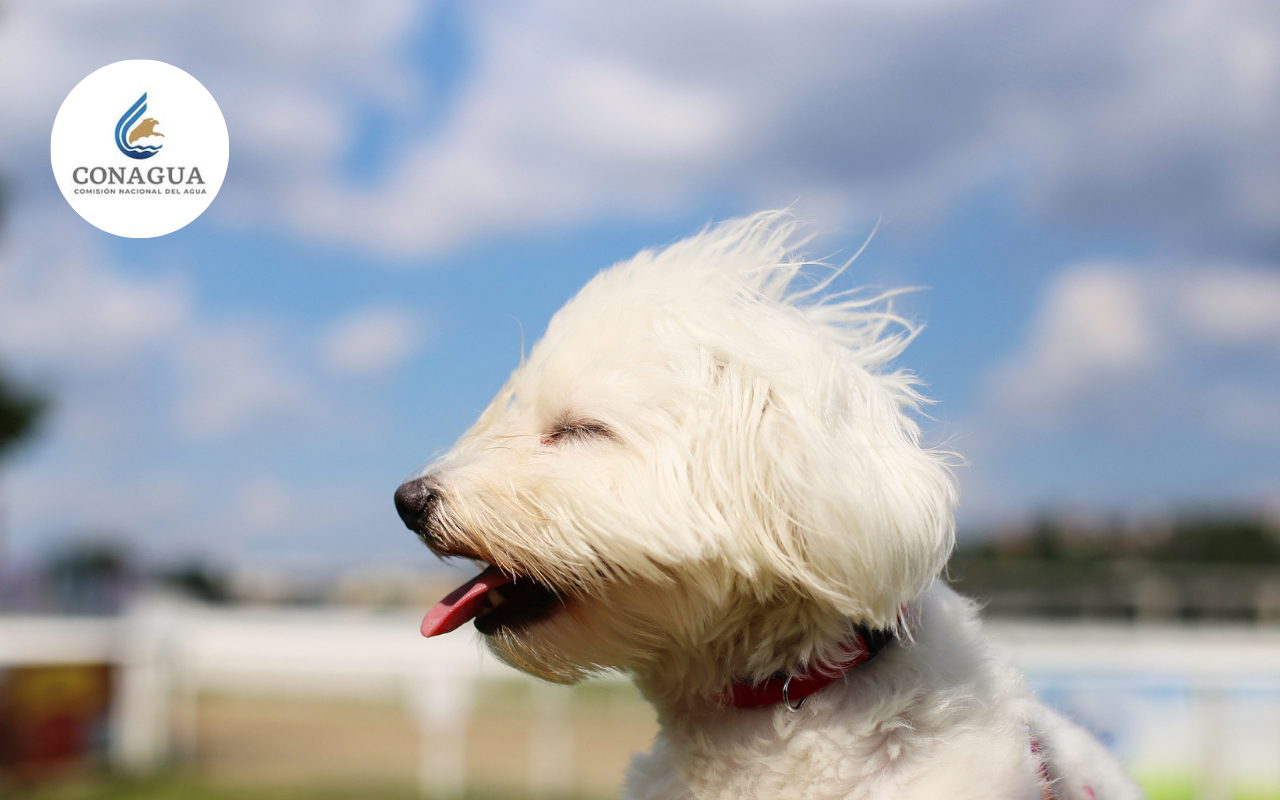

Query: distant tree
[0,370,45,462]
[1027,515,1065,560]
[0,173,49,607]
[0,174,48,461]
[45,538,136,614]
[1150,515,1280,563]
[159,561,231,603]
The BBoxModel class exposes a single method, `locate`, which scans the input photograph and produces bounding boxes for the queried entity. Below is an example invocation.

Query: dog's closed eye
[541,420,613,447]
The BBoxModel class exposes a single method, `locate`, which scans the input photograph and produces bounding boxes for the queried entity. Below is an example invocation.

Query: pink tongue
[421,565,515,638]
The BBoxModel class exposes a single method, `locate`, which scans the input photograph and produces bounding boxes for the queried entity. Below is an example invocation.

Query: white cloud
[985,260,1280,437]
[546,59,732,162]
[960,261,1280,525]
[989,263,1156,422]
[282,40,738,255]
[0,219,190,366]
[0,208,318,443]
[321,307,425,375]
[176,325,314,439]
[1177,267,1280,349]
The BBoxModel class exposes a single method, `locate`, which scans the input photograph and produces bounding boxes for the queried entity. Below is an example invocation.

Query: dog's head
[396,212,955,697]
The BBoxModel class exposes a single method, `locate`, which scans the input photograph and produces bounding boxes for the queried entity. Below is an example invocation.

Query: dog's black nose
[394,477,437,532]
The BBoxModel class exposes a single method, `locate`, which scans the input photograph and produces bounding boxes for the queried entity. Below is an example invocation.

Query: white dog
[395,212,1143,800]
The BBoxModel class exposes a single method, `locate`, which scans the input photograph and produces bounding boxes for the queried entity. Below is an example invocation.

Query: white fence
[3,595,1280,798]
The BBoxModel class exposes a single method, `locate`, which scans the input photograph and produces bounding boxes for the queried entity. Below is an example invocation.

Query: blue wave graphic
[114,93,163,160]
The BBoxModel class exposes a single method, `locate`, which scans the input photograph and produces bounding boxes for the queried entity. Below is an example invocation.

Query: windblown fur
[408,212,1144,799]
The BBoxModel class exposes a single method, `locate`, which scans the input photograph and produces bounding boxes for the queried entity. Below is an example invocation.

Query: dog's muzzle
[395,476,566,637]
[394,477,439,535]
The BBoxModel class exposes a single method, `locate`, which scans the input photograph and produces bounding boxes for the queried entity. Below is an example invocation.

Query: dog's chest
[628,703,1044,800]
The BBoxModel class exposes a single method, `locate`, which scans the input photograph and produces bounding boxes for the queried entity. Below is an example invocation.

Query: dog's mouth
[421,563,563,638]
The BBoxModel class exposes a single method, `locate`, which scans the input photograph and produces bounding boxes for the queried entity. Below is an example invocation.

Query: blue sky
[0,1,1277,576]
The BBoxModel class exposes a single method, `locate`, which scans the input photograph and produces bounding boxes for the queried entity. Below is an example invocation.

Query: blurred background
[0,1,1278,798]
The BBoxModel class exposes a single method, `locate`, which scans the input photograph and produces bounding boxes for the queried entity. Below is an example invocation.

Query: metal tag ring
[782,675,805,712]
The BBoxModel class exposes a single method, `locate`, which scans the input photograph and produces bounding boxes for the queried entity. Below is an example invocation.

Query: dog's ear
[734,359,956,629]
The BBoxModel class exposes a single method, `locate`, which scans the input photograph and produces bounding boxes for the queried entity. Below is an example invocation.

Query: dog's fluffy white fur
[416,212,1144,799]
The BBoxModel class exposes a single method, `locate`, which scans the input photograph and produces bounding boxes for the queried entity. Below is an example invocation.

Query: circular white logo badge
[51,60,229,238]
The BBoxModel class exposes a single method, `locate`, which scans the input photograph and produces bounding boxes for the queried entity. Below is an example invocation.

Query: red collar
[724,627,892,710]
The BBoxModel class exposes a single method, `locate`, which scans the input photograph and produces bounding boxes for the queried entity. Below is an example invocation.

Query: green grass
[14,773,590,800]
[17,775,412,800]
[15,771,1280,800]
[1137,775,1280,800]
